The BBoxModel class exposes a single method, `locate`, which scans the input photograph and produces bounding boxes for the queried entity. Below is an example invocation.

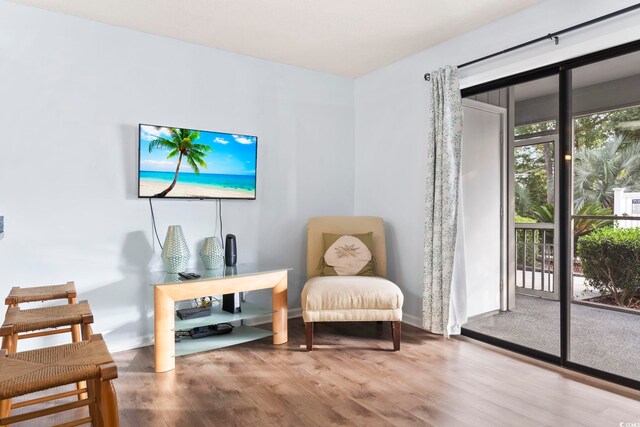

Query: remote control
[178,272,201,280]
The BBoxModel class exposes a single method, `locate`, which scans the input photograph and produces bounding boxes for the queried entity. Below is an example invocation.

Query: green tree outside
[514,105,640,216]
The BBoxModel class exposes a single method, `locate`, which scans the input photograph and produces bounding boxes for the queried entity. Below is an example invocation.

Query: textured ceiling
[8,0,542,77]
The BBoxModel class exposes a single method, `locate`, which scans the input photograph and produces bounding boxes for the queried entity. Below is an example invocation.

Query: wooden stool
[5,282,81,345]
[0,334,119,427]
[5,282,78,308]
[0,301,94,354]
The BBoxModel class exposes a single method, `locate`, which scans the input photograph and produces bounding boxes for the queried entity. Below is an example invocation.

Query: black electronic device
[225,234,237,266]
[178,272,201,280]
[176,305,211,320]
[189,323,234,339]
[222,293,241,314]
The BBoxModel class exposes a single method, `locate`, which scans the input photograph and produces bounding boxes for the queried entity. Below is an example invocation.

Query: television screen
[138,124,257,199]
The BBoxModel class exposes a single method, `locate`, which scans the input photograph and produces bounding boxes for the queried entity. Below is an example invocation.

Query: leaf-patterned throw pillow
[322,232,375,276]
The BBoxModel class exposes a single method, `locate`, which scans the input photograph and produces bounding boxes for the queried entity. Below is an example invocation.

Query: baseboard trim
[244,307,303,326]
[111,309,421,353]
[108,335,154,354]
[247,309,423,328]
[401,312,422,329]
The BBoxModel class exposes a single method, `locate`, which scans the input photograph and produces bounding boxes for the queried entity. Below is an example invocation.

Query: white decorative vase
[161,225,190,273]
[200,237,224,269]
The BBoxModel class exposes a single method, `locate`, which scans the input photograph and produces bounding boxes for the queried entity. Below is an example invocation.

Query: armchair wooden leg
[391,321,401,351]
[304,322,313,351]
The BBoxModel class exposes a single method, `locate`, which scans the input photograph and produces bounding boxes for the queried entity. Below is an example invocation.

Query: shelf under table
[174,302,274,331]
[174,325,273,357]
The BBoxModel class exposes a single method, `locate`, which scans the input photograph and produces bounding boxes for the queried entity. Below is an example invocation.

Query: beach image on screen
[139,125,257,199]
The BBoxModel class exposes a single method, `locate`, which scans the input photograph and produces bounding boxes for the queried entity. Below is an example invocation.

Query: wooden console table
[150,264,289,373]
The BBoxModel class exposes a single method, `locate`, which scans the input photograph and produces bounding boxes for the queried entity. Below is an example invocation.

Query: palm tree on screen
[148,127,212,197]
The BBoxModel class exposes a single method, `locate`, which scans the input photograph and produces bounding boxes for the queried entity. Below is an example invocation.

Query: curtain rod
[424,3,640,81]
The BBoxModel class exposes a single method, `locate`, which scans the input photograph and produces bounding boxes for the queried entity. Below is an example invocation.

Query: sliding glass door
[462,42,640,389]
[463,75,561,358]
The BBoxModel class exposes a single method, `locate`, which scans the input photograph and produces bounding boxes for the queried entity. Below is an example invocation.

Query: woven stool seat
[1,301,93,334]
[0,339,114,400]
[0,334,119,426]
[5,282,76,305]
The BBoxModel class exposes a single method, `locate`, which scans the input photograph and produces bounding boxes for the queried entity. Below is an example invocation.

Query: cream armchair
[301,216,404,351]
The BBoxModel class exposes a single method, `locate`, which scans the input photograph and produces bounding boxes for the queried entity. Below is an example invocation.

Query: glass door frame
[461,38,640,391]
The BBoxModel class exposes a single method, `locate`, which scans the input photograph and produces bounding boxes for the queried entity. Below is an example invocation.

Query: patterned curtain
[422,66,463,336]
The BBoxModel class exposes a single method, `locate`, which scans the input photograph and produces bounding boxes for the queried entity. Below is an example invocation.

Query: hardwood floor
[10,319,640,426]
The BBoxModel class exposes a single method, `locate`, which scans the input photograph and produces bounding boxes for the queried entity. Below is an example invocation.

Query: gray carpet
[464,295,640,381]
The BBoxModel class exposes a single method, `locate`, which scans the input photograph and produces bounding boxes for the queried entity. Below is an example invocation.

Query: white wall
[354,0,640,324]
[0,1,355,351]
[2,0,639,348]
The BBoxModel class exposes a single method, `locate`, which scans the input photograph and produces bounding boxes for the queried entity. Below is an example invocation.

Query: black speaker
[225,234,237,266]
[222,293,241,314]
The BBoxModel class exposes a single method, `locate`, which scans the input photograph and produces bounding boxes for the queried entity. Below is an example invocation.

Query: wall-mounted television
[138,124,257,200]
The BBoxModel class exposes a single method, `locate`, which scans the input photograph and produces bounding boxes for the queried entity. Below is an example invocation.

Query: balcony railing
[515,223,556,296]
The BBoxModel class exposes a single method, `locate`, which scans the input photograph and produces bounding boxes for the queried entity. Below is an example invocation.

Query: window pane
[514,143,554,219]
[570,49,640,382]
